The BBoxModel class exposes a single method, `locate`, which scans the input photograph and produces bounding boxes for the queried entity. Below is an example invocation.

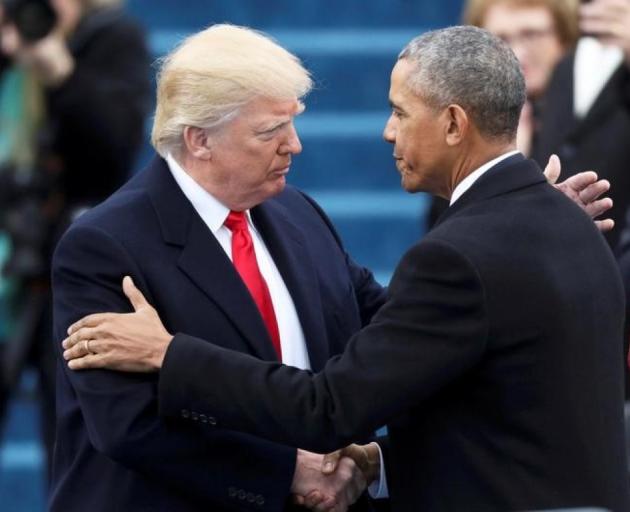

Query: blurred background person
[465,0,579,155]
[428,0,580,226]
[532,0,630,250]
[0,0,150,482]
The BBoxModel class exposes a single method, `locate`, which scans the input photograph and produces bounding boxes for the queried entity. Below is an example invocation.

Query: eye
[257,122,289,140]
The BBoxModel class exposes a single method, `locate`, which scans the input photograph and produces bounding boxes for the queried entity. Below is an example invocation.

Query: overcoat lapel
[252,200,330,371]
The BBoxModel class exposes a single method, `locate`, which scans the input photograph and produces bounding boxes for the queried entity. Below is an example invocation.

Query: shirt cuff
[367,443,389,499]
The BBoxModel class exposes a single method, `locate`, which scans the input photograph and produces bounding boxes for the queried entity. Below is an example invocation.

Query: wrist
[153,333,174,370]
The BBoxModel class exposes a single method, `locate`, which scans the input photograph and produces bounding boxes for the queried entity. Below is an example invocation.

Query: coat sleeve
[158,237,489,452]
[53,223,298,511]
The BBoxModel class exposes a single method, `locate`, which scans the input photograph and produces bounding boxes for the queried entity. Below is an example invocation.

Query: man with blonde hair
[50,24,376,511]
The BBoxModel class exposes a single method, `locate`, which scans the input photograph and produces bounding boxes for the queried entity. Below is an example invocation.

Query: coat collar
[435,153,546,227]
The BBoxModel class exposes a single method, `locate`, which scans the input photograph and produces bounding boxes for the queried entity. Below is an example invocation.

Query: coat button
[255,495,265,506]
[228,486,237,498]
[181,409,190,419]
[191,411,199,421]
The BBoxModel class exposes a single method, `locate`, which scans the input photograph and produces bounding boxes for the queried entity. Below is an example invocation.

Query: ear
[183,126,213,160]
[444,104,469,146]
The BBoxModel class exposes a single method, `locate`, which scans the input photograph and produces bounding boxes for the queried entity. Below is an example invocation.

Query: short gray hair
[398,25,525,141]
[151,24,313,158]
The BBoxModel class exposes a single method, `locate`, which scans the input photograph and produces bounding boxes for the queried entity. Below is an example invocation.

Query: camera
[2,0,57,43]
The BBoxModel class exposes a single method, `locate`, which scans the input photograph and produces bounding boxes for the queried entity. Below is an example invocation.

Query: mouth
[271,165,290,178]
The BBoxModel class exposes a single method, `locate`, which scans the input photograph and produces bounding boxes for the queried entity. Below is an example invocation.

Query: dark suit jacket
[50,157,386,511]
[531,51,630,250]
[157,155,630,512]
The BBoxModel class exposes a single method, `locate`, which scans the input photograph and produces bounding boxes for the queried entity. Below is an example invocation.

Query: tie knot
[225,210,248,232]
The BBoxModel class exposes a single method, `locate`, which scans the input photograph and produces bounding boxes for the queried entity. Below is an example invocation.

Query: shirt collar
[166,153,252,233]
[449,150,520,206]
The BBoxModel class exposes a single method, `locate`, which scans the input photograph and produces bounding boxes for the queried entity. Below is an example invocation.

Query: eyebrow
[256,103,305,133]
[389,99,405,113]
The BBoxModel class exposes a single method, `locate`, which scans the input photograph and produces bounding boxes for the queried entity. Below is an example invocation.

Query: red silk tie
[224,211,282,360]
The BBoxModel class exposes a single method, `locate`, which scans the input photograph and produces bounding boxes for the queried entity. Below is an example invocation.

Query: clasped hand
[291,444,380,512]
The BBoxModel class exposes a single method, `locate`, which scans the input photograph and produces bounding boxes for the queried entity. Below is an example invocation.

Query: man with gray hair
[62,25,630,511]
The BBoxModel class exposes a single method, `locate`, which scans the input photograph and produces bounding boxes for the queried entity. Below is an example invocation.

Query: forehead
[389,60,418,105]
[240,96,303,123]
[483,4,555,33]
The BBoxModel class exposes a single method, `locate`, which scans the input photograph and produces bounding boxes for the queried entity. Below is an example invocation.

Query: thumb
[122,276,149,312]
[543,154,561,185]
[322,449,342,475]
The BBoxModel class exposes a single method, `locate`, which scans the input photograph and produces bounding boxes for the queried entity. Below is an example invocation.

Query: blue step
[304,190,429,276]
[128,1,462,30]
[288,139,398,190]
[0,380,46,512]
[303,54,394,112]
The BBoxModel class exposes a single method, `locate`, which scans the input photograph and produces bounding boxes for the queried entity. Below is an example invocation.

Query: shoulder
[58,171,155,253]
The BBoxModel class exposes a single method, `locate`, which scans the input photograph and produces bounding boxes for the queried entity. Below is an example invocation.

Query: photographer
[0,0,150,478]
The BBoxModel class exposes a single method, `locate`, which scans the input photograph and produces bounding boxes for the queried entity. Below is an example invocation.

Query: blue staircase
[0,1,463,509]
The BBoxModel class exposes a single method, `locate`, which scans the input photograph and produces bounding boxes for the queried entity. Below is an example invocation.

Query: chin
[401,177,421,194]
[269,177,287,196]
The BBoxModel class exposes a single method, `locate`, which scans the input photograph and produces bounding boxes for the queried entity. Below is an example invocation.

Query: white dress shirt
[574,37,623,119]
[166,153,311,370]
[370,149,521,500]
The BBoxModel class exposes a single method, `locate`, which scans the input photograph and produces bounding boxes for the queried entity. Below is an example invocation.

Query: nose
[280,122,302,155]
[383,114,396,144]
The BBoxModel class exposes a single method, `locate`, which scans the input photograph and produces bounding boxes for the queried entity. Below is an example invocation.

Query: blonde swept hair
[463,0,580,47]
[151,24,313,157]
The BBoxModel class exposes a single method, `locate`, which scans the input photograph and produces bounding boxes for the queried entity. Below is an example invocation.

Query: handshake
[291,443,381,511]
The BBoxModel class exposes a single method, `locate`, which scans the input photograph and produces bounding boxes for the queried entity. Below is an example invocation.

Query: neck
[446,141,517,200]
[174,152,252,211]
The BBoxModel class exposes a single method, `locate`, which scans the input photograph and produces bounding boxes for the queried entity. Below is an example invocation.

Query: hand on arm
[63,276,172,372]
[543,154,614,232]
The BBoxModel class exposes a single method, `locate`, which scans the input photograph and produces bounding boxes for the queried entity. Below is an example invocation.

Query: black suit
[156,155,630,511]
[50,157,386,511]
[531,51,630,250]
